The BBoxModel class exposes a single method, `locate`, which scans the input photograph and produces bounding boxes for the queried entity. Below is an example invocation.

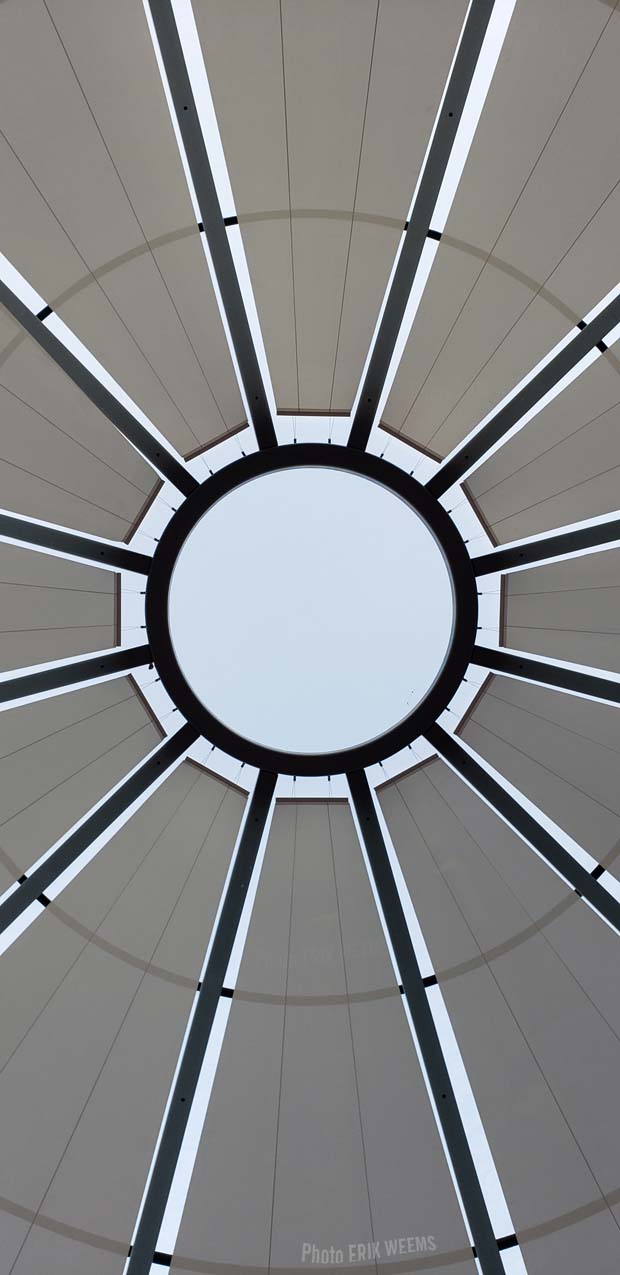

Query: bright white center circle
[168,468,454,755]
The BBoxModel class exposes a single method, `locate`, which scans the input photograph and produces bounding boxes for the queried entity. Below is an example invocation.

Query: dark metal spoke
[145,0,277,450]
[126,769,276,1274]
[348,769,505,1275]
[0,281,197,497]
[426,724,620,934]
[0,723,198,941]
[348,0,496,451]
[0,510,152,574]
[473,516,620,576]
[0,644,151,708]
[473,644,620,705]
[428,294,620,498]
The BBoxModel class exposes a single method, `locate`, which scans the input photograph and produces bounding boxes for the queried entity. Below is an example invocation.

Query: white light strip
[0,648,147,712]
[0,507,148,574]
[0,901,43,958]
[46,314,188,465]
[125,778,275,1267]
[142,0,277,433]
[0,253,188,478]
[350,0,517,431]
[435,279,620,495]
[430,732,620,935]
[0,729,193,953]
[481,646,620,705]
[349,784,524,1257]
[0,250,46,312]
[432,731,596,876]
[471,507,620,573]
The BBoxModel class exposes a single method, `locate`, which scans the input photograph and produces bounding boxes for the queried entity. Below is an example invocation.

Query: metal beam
[473,644,620,705]
[126,769,276,1274]
[348,769,504,1275]
[0,723,198,940]
[473,516,620,576]
[0,645,151,709]
[426,724,620,934]
[0,280,197,498]
[145,0,277,451]
[0,510,152,574]
[347,0,496,451]
[428,293,620,497]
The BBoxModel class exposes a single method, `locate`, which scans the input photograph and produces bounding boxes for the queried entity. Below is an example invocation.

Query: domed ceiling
[0,2,619,1274]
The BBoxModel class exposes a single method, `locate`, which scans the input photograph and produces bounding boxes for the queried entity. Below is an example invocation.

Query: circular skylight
[168,466,454,754]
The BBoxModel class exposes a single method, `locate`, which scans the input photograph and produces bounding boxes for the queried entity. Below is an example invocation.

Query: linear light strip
[351,778,527,1270]
[472,645,620,707]
[348,0,517,449]
[349,770,524,1274]
[428,282,620,498]
[0,644,151,711]
[0,260,196,498]
[123,783,269,1272]
[0,508,152,574]
[142,0,277,449]
[125,771,276,1274]
[473,510,620,576]
[426,725,620,937]
[0,724,197,957]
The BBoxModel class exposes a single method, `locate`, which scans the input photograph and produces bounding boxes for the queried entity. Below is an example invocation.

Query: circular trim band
[145,444,478,775]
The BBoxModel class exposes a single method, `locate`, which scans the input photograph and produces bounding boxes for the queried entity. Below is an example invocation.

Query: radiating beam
[0,645,151,709]
[426,724,620,935]
[0,723,198,945]
[427,292,620,497]
[0,280,197,498]
[473,645,620,706]
[0,510,152,574]
[473,515,620,576]
[348,768,504,1275]
[145,0,277,451]
[347,0,496,451]
[125,769,276,1275]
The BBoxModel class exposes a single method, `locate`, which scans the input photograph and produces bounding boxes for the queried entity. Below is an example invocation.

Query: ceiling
[0,2,619,1274]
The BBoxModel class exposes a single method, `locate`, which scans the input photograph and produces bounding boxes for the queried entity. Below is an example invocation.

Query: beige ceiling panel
[153,233,245,437]
[282,0,382,211]
[175,799,474,1272]
[56,285,203,457]
[0,678,159,886]
[385,0,617,453]
[195,0,290,212]
[0,332,155,538]
[469,354,620,542]
[399,270,569,457]
[232,217,298,411]
[0,765,245,1275]
[198,1,468,413]
[330,218,402,411]
[69,250,234,451]
[0,544,116,674]
[383,239,483,444]
[0,0,242,454]
[44,0,197,243]
[461,676,620,887]
[353,0,469,218]
[504,550,620,673]
[0,763,244,1065]
[380,757,620,1029]
[443,966,620,1275]
[292,216,354,408]
[0,945,188,1275]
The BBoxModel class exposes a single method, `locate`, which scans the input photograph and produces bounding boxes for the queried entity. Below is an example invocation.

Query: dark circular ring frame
[146,443,478,776]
